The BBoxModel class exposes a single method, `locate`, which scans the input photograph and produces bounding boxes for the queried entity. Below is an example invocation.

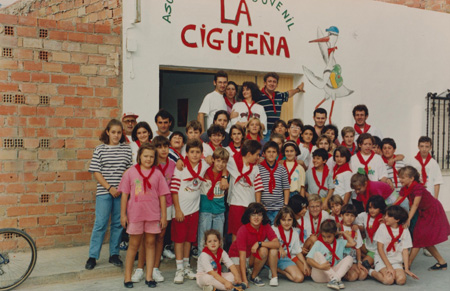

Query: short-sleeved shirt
[228,224,277,258]
[350,153,387,181]
[272,226,302,257]
[118,166,170,223]
[283,161,306,192]
[200,177,226,214]
[89,143,132,196]
[197,250,234,274]
[301,210,330,239]
[342,225,363,262]
[305,167,335,198]
[231,102,268,134]
[307,238,347,266]
[354,124,383,141]
[355,212,380,252]
[374,223,412,266]
[258,163,290,211]
[157,159,176,207]
[333,170,353,198]
[355,181,393,203]
[257,89,289,130]
[198,91,227,130]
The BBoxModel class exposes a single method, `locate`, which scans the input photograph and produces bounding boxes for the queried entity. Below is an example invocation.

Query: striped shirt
[258,164,290,211]
[384,160,406,193]
[89,143,132,196]
[257,90,289,130]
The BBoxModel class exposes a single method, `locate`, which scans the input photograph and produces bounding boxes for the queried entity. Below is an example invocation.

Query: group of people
[85,70,450,290]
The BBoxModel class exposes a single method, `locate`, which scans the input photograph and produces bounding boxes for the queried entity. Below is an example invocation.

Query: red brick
[19,127,36,137]
[0,71,7,81]
[102,97,118,107]
[57,21,76,31]
[49,31,68,41]
[37,107,56,116]
[77,149,93,159]
[0,14,18,25]
[0,127,16,136]
[112,26,121,35]
[38,149,57,159]
[70,75,88,85]
[48,204,65,214]
[0,195,18,205]
[11,72,30,82]
[67,161,85,170]
[19,105,36,116]
[65,96,82,106]
[88,55,107,65]
[6,183,25,194]
[0,60,18,70]
[19,217,38,228]
[22,172,38,181]
[56,193,74,203]
[66,118,83,127]
[74,108,91,117]
[7,206,27,217]
[17,27,37,37]
[68,32,86,42]
[95,87,112,97]
[83,97,101,107]
[47,117,64,127]
[39,216,57,226]
[85,34,103,44]
[36,128,54,137]
[65,139,84,149]
[46,226,65,236]
[26,227,46,238]
[66,225,83,234]
[56,171,74,181]
[84,118,99,128]
[46,183,64,192]
[28,205,47,215]
[0,83,19,92]
[43,62,62,72]
[58,85,76,95]
[57,128,74,137]
[28,117,46,126]
[76,23,94,33]
[76,171,92,181]
[67,204,84,213]
[103,35,121,45]
[51,74,69,84]
[75,128,93,137]
[18,16,37,26]
[17,49,34,60]
[77,87,94,96]
[85,139,99,149]
[71,53,88,63]
[50,139,65,149]
[24,61,44,71]
[62,64,80,73]
[36,237,55,248]
[55,107,74,116]
[38,19,57,29]
[23,161,39,171]
[31,73,50,83]
[94,23,111,34]
[21,194,39,204]
[20,83,37,93]
[0,173,18,182]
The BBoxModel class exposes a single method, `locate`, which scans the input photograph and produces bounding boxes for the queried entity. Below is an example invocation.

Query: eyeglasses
[123,119,136,124]
[290,126,301,130]
[250,213,263,218]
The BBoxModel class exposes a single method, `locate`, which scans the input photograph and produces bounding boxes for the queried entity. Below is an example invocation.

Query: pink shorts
[171,211,199,243]
[127,220,161,235]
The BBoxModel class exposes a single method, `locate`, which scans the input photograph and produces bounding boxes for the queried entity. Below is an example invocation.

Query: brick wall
[0,13,121,248]
[377,0,450,12]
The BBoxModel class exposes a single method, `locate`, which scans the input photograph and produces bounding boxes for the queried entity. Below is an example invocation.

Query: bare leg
[279,265,304,282]
[408,247,420,268]
[371,268,394,285]
[426,246,447,265]
[183,242,192,261]
[394,268,406,285]
[174,242,184,261]
[267,248,278,279]
[154,228,167,268]
[251,247,268,279]
[145,233,156,281]
[137,237,145,269]
[343,264,359,281]
[125,234,143,282]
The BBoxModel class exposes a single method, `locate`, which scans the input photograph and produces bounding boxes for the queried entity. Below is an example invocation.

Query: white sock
[176,260,183,270]
[183,258,190,268]
[368,269,374,276]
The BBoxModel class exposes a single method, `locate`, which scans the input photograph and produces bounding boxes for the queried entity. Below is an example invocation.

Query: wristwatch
[221,175,228,179]
[258,241,262,248]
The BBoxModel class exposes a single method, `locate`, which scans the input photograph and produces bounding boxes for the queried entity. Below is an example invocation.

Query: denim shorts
[278,257,296,270]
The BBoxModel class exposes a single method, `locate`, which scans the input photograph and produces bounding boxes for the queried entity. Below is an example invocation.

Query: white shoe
[202,285,215,291]
[269,277,278,287]
[131,268,144,283]
[184,266,196,280]
[174,269,184,284]
[152,268,164,282]
[163,246,176,259]
[424,249,433,257]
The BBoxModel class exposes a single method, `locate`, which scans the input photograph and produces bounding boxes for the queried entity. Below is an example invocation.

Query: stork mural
[303,26,354,123]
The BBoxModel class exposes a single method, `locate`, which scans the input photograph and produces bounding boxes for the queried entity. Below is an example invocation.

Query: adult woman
[224,81,238,114]
[130,121,153,164]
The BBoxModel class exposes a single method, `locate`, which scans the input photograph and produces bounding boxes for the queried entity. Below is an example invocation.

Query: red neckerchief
[234,152,253,186]
[386,225,404,252]
[356,151,375,174]
[170,147,183,162]
[183,161,206,182]
[202,247,223,275]
[359,180,370,211]
[286,136,301,146]
[382,155,398,187]
[135,164,155,192]
[317,235,340,266]
[396,181,418,207]
[158,158,169,176]
[341,225,356,249]
[310,212,322,235]
[261,87,277,114]
[278,225,293,258]
[245,223,263,260]
[334,214,342,224]
[328,46,337,56]
[414,152,431,185]
[244,100,256,121]
[208,142,221,152]
[341,141,356,155]
[298,217,305,243]
[312,165,330,194]
[246,133,261,142]
[261,160,278,193]
[284,160,297,184]
[354,123,371,135]
[224,96,235,110]
[124,135,131,143]
[228,142,240,155]
[205,167,221,200]
[135,140,141,148]
[366,213,382,242]
[333,163,351,180]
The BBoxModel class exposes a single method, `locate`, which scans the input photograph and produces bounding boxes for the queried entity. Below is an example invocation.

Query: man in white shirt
[352,104,383,141]
[121,112,138,143]
[154,109,174,138]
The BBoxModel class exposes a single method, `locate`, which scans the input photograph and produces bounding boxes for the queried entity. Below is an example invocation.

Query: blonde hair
[341,126,355,138]
[327,194,344,209]
[308,194,322,205]
[246,117,264,140]
[212,147,230,162]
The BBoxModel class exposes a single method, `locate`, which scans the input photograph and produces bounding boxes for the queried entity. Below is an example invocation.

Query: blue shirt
[257,89,289,130]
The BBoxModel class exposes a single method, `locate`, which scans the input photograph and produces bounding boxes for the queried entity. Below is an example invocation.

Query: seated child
[287,195,308,247]
[304,149,335,209]
[301,194,330,255]
[282,141,306,198]
[328,195,343,225]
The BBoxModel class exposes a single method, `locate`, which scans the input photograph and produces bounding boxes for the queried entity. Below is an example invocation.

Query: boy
[197,148,230,251]
[201,110,231,146]
[203,125,226,165]
[380,138,406,194]
[301,194,330,255]
[286,118,303,145]
[328,194,344,224]
[410,136,443,198]
[169,131,186,163]
[227,140,264,241]
[186,120,202,141]
[171,139,208,284]
[303,149,335,209]
[257,141,290,224]
[340,126,356,155]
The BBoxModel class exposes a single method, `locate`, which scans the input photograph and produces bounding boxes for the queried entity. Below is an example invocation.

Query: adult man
[352,104,383,140]
[122,112,138,143]
[200,110,231,146]
[257,72,305,139]
[154,109,174,138]
[313,108,327,137]
[197,71,228,133]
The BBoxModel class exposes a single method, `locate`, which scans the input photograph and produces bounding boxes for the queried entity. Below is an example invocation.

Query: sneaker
[119,241,128,251]
[191,247,199,259]
[109,255,123,267]
[203,286,215,291]
[424,249,433,257]
[338,280,345,289]
[249,276,265,287]
[153,268,164,282]
[174,269,184,284]
[327,279,340,290]
[85,257,96,270]
[131,268,144,283]
[184,266,196,280]
[269,277,278,286]
[163,246,176,259]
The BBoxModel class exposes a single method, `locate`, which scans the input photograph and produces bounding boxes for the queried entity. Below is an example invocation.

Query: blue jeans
[266,210,279,225]
[263,130,272,142]
[88,194,122,259]
[197,212,225,251]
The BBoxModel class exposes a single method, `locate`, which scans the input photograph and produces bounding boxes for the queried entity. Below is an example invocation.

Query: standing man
[313,108,327,137]
[258,72,305,140]
[154,109,174,138]
[352,104,383,140]
[122,112,138,143]
[197,71,228,133]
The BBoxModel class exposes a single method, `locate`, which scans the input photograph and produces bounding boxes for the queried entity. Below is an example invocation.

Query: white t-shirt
[198,91,227,130]
[297,144,316,168]
[197,250,234,274]
[355,212,380,252]
[333,170,353,198]
[342,225,363,263]
[410,157,443,197]
[301,210,330,239]
[350,153,387,181]
[354,124,383,141]
[230,102,268,134]
[374,223,412,266]
[130,141,139,165]
[272,226,302,257]
[225,145,240,157]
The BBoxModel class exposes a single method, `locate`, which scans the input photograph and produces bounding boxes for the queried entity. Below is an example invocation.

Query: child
[197,230,242,291]
[328,195,343,225]
[355,195,386,270]
[226,124,245,157]
[272,119,288,138]
[315,135,334,170]
[286,118,304,145]
[306,220,355,290]
[258,141,290,223]
[119,143,169,288]
[380,138,406,194]
[304,149,335,209]
[332,146,352,205]
[245,117,265,143]
[186,120,203,141]
[130,121,153,164]
[86,119,132,270]
[198,148,230,251]
[171,139,208,284]
[298,125,317,167]
[340,126,356,156]
[410,136,443,198]
[373,136,382,155]
[301,194,330,255]
[272,206,311,283]
[169,131,186,163]
[227,140,264,241]
[397,166,450,270]
[340,204,367,282]
[228,203,280,287]
[322,124,339,150]
[282,141,305,197]
[269,133,285,160]
[350,172,393,213]
[369,205,418,285]
[203,125,226,165]
[288,195,309,247]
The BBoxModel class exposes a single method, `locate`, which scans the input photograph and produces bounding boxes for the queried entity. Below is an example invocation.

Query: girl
[282,141,305,197]
[272,207,311,283]
[197,229,242,291]
[298,125,317,168]
[225,124,245,157]
[224,81,238,114]
[355,195,386,271]
[314,135,334,170]
[272,119,288,138]
[327,195,344,225]
[245,117,265,143]
[86,119,132,271]
[397,166,450,270]
[322,124,339,150]
[228,203,280,287]
[306,220,355,290]
[119,143,169,288]
[130,121,153,164]
[350,171,393,213]
[332,146,352,205]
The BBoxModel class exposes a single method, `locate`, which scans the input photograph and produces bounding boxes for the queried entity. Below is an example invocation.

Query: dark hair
[241,139,262,156]
[301,125,318,145]
[241,202,271,225]
[169,131,186,144]
[155,109,174,130]
[398,166,420,183]
[207,124,226,138]
[273,206,298,228]
[320,219,338,235]
[313,108,327,117]
[225,81,238,95]
[373,136,382,148]
[271,119,288,136]
[287,118,304,131]
[99,119,125,144]
[263,72,279,82]
[204,229,222,244]
[238,81,260,102]
[136,143,158,167]
[323,124,339,141]
[213,110,230,123]
[385,205,409,225]
[131,121,153,142]
[341,204,357,216]
[333,146,351,163]
[186,138,203,153]
[352,104,369,117]
[288,195,308,214]
[282,140,300,156]
[262,140,279,154]
[230,124,245,139]
[214,70,228,82]
[356,133,374,147]
[366,195,387,214]
[152,135,170,148]
[418,136,432,145]
[381,138,396,150]
[186,120,202,132]
[312,148,329,161]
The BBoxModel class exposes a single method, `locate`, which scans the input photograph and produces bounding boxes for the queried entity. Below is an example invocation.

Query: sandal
[428,262,447,271]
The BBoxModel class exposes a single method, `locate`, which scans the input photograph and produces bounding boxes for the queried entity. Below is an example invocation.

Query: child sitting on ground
[328,195,344,225]
[301,194,330,255]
